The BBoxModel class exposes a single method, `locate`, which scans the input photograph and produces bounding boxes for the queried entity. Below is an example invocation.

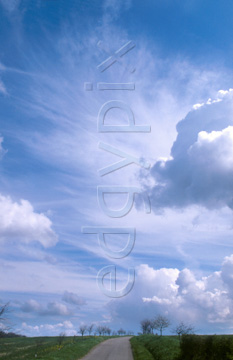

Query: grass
[0,335,110,360]
[130,336,154,360]
[131,334,233,360]
[130,335,180,360]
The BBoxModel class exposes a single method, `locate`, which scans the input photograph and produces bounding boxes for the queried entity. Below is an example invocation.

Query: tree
[96,325,105,336]
[87,324,94,336]
[153,315,170,336]
[0,303,11,336]
[105,327,111,335]
[117,328,126,336]
[140,319,152,334]
[102,326,107,335]
[173,321,195,342]
[79,325,87,337]
[127,330,134,335]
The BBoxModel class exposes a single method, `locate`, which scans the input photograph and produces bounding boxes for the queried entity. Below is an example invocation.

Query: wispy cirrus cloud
[0,80,7,95]
[0,0,20,12]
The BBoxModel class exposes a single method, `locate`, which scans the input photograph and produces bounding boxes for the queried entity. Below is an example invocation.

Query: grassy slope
[130,336,154,360]
[130,335,180,360]
[0,336,109,360]
[131,334,233,360]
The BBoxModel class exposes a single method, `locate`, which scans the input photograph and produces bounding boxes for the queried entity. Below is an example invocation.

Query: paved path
[80,336,133,360]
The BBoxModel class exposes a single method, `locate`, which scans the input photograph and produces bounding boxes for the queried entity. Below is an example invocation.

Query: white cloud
[62,291,86,306]
[21,299,41,313]
[21,320,76,336]
[0,194,57,248]
[21,299,72,316]
[147,89,233,211]
[108,256,233,333]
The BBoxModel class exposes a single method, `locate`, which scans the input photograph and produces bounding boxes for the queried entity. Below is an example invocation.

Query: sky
[1,0,233,336]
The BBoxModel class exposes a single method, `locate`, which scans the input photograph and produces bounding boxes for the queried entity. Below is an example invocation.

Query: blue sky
[2,0,233,336]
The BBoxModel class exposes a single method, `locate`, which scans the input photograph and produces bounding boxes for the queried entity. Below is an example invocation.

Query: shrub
[177,335,233,360]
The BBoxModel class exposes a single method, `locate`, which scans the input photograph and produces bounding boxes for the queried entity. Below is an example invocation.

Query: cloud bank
[21,319,75,336]
[109,254,233,333]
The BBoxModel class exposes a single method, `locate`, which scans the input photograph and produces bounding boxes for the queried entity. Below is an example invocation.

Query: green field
[2,334,233,360]
[130,334,233,360]
[0,335,109,360]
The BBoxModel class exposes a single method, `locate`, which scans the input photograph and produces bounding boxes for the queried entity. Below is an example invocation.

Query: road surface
[80,336,134,360]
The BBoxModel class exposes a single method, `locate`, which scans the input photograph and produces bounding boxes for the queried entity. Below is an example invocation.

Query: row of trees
[78,324,133,337]
[140,315,194,339]
[0,303,134,339]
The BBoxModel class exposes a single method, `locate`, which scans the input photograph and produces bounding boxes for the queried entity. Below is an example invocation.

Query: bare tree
[105,327,111,335]
[0,303,9,320]
[96,325,105,336]
[117,328,126,336]
[102,326,107,335]
[153,315,170,336]
[99,326,111,335]
[0,303,11,336]
[127,330,134,335]
[87,324,94,336]
[173,321,195,342]
[140,319,152,334]
[79,324,87,337]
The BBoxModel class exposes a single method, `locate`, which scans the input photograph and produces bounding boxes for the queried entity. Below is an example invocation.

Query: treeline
[0,330,25,338]
[78,324,134,336]
[140,316,194,338]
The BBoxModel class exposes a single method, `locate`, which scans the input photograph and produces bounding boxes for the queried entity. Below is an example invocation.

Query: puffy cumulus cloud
[0,194,57,248]
[21,320,76,336]
[62,291,86,306]
[21,299,41,313]
[21,300,72,316]
[147,89,233,211]
[108,258,233,332]
[44,302,72,316]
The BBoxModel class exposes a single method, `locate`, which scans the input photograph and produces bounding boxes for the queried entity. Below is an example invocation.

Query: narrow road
[80,336,133,360]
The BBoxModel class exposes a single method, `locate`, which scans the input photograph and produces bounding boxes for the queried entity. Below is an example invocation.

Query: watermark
[82,41,151,298]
